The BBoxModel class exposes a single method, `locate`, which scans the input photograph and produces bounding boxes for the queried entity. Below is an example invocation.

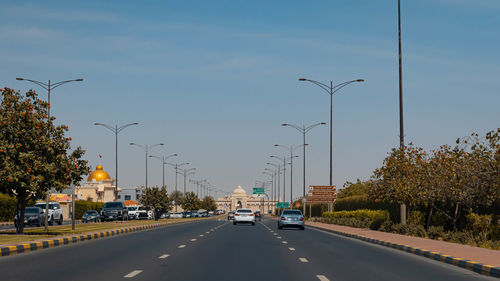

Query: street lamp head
[75,78,84,82]
[356,79,364,82]
[16,78,24,81]
[274,144,279,147]
[159,143,164,146]
[281,123,288,127]
[132,122,139,125]
[298,78,307,81]
[321,122,327,125]
[129,142,135,145]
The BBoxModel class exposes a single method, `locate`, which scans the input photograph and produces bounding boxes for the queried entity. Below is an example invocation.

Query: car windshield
[237,209,252,213]
[128,207,137,211]
[104,202,122,208]
[85,211,96,215]
[25,207,40,214]
[283,210,302,216]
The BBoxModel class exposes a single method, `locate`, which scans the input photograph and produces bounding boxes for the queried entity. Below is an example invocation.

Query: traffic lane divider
[0,221,196,257]
[307,224,500,278]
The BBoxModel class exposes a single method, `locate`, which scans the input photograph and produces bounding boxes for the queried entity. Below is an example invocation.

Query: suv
[227,211,235,220]
[35,202,63,225]
[127,206,138,220]
[101,201,128,221]
[233,208,255,225]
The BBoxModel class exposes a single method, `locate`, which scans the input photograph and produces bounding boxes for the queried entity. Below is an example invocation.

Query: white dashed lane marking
[289,247,295,251]
[199,234,204,237]
[191,238,197,241]
[124,270,142,278]
[316,275,329,281]
[159,254,170,259]
[206,231,210,234]
[178,245,186,248]
[282,241,288,244]
[299,258,309,263]
[277,236,282,239]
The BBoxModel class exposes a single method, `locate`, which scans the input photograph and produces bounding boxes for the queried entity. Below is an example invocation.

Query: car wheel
[58,215,63,225]
[233,222,237,225]
[300,226,305,230]
[49,216,54,226]
[252,222,255,226]
[278,225,283,229]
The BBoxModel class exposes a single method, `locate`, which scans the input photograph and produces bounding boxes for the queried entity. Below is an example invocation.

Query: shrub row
[333,195,399,221]
[0,193,17,221]
[322,209,390,230]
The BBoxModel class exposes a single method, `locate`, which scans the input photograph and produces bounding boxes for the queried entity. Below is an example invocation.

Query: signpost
[253,187,265,195]
[306,185,337,214]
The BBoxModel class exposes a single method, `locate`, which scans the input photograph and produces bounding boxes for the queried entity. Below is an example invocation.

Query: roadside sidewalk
[307,221,500,277]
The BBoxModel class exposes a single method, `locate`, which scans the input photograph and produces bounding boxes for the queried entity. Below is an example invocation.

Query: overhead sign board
[276,202,289,208]
[253,187,265,195]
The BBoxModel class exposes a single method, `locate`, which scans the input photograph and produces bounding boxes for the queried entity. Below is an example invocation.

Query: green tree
[170,190,184,209]
[0,88,90,233]
[200,196,217,211]
[338,179,371,199]
[139,186,172,220]
[181,192,200,211]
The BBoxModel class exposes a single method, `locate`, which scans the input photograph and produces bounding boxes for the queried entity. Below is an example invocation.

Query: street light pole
[149,154,178,189]
[130,143,164,189]
[274,145,302,207]
[95,122,139,197]
[16,77,83,232]
[267,162,281,213]
[299,78,363,185]
[398,0,407,225]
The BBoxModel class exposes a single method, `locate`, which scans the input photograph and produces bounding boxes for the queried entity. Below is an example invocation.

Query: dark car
[15,207,45,227]
[254,211,262,221]
[81,210,100,223]
[227,211,235,220]
[101,201,128,221]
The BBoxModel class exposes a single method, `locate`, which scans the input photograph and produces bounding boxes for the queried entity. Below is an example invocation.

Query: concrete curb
[308,224,500,278]
[0,221,184,257]
[0,223,14,227]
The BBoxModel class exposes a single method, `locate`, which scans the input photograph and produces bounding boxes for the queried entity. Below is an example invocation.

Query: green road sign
[284,202,289,208]
[276,202,283,208]
[276,202,289,208]
[253,187,265,195]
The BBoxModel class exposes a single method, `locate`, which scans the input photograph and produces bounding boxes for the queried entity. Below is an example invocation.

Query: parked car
[227,211,235,220]
[170,212,183,219]
[278,209,305,230]
[183,211,192,218]
[34,202,63,225]
[127,206,138,220]
[160,212,170,219]
[15,207,45,227]
[101,201,128,221]
[233,208,255,225]
[191,211,199,218]
[81,210,100,223]
[208,211,214,216]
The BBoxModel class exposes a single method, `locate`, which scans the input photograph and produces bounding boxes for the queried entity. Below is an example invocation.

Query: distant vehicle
[34,202,63,225]
[233,208,255,225]
[101,201,128,221]
[170,212,183,219]
[191,211,199,218]
[81,210,100,223]
[208,211,214,216]
[127,206,138,220]
[15,207,45,227]
[160,212,170,219]
[183,211,192,218]
[278,209,305,230]
[227,211,235,220]
[254,211,262,221]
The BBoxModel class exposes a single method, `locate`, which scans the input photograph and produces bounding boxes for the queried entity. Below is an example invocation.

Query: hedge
[75,201,105,219]
[323,209,390,222]
[333,195,399,221]
[0,193,17,221]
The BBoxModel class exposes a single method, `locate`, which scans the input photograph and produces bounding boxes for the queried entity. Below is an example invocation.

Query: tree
[139,186,172,220]
[170,190,184,210]
[339,179,370,199]
[200,196,217,211]
[0,88,90,233]
[181,192,200,211]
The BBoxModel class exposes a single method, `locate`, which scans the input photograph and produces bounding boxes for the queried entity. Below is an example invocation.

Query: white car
[35,202,63,225]
[233,208,255,225]
[170,212,183,219]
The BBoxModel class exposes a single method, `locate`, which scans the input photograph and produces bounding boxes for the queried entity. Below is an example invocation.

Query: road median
[307,221,500,278]
[0,217,218,257]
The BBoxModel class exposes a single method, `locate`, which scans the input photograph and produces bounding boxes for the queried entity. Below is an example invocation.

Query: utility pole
[398,0,407,225]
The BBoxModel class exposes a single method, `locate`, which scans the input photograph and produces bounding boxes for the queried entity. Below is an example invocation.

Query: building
[215,186,277,213]
[117,186,145,202]
[75,165,120,202]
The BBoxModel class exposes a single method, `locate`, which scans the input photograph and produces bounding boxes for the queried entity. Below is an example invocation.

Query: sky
[1,0,499,200]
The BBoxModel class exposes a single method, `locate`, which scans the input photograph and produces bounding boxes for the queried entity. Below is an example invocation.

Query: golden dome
[87,165,111,182]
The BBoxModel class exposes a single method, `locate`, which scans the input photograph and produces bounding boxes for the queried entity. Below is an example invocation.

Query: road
[0,217,495,281]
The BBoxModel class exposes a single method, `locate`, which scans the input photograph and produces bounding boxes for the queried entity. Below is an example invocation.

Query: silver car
[278,209,305,230]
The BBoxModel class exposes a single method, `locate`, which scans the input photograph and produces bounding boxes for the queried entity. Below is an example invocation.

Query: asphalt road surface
[0,217,496,281]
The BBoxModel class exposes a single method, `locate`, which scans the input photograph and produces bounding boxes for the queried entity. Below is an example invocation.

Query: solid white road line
[289,247,295,251]
[178,245,186,248]
[191,238,197,241]
[316,275,329,281]
[299,258,309,263]
[159,254,170,259]
[124,270,142,278]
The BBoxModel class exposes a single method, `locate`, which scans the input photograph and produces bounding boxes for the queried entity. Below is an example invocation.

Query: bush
[0,193,17,221]
[427,226,445,239]
[408,211,425,226]
[333,195,399,221]
[75,201,105,219]
[323,209,390,222]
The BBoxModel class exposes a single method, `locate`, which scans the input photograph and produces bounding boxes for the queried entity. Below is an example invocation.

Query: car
[254,211,262,221]
[81,210,100,223]
[160,212,170,219]
[233,208,255,225]
[101,201,128,221]
[170,212,183,219]
[278,209,305,230]
[183,211,192,218]
[15,207,45,227]
[208,211,214,216]
[227,211,235,220]
[34,202,63,225]
[127,206,138,220]
[191,211,199,218]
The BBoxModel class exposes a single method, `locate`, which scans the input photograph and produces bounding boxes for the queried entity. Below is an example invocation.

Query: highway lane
[0,216,496,281]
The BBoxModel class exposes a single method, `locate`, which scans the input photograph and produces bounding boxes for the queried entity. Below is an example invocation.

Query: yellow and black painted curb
[0,223,14,227]
[1,222,175,257]
[308,224,500,278]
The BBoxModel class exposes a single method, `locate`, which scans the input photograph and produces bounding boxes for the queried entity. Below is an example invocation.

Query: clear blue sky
[1,0,499,199]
